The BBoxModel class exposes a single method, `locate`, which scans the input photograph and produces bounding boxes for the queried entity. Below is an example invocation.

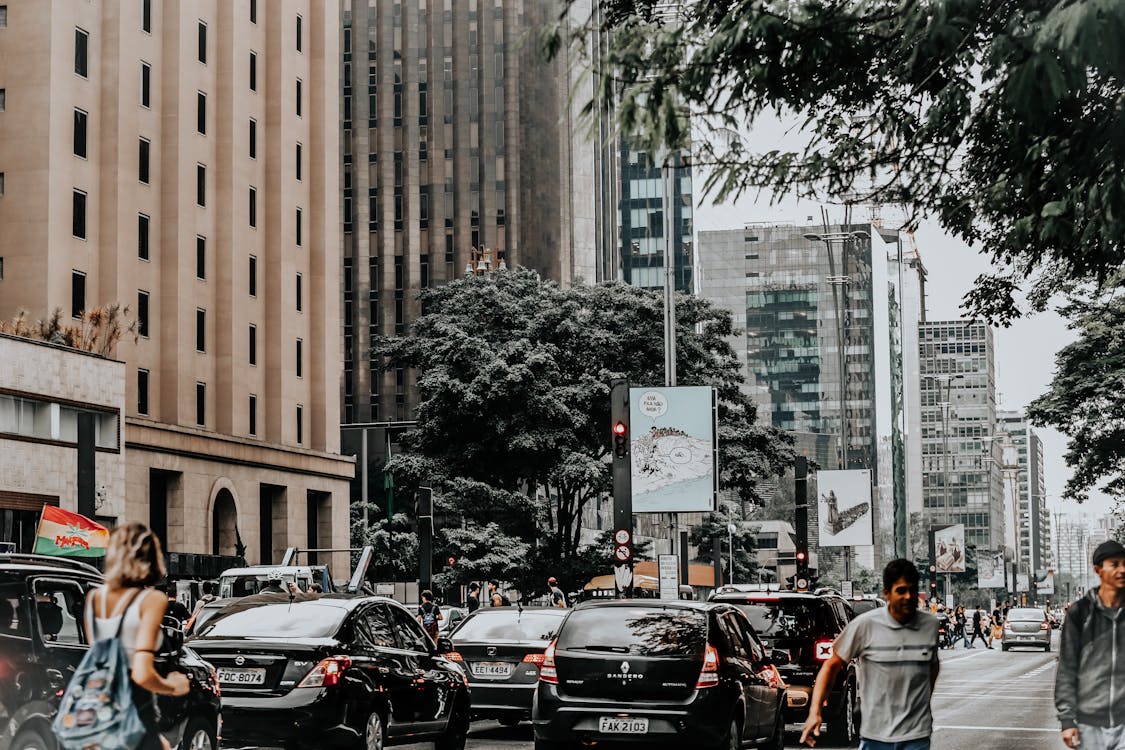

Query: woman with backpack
[84,522,190,750]
[417,589,443,641]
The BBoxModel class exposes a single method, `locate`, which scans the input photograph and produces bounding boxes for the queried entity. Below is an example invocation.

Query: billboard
[977,549,1007,588]
[934,524,966,573]
[629,387,718,513]
[1037,569,1056,595]
[816,470,873,547]
[1016,573,1030,593]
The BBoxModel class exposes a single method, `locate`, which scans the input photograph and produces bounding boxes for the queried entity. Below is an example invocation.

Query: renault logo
[486,647,497,657]
[620,661,630,674]
[235,656,246,666]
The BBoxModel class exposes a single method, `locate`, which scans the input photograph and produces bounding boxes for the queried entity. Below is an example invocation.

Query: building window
[295,207,302,246]
[71,271,86,317]
[0,7,7,28]
[296,143,302,180]
[0,89,5,111]
[75,28,89,77]
[138,138,150,183]
[296,273,302,312]
[197,21,206,63]
[196,164,205,205]
[142,0,151,33]
[296,405,303,444]
[248,394,257,435]
[195,382,205,426]
[137,290,149,337]
[249,52,257,91]
[249,186,256,227]
[249,0,257,24]
[249,119,257,158]
[195,236,205,279]
[296,79,302,116]
[248,324,257,365]
[249,255,257,296]
[73,109,88,158]
[197,91,206,134]
[195,308,205,352]
[137,214,149,260]
[0,172,4,196]
[296,338,303,378]
[72,189,87,239]
[296,15,302,52]
[137,369,149,415]
[141,62,151,107]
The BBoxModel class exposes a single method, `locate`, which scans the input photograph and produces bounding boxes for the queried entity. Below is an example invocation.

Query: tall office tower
[917,321,1005,555]
[339,0,600,425]
[697,223,924,570]
[998,411,1051,576]
[616,142,694,291]
[0,1,353,571]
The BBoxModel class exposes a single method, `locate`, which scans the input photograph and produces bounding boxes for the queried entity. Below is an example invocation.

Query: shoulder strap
[113,589,144,639]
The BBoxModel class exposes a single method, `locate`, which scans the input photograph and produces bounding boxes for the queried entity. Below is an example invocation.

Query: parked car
[709,589,860,745]
[0,553,221,750]
[448,607,567,725]
[187,593,469,750]
[440,606,468,636]
[532,600,785,750]
[1002,607,1052,651]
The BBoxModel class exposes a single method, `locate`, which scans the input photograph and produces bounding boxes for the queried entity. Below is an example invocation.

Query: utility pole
[610,379,634,598]
[794,456,810,590]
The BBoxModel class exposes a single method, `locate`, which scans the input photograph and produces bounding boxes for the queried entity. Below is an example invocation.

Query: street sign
[841,580,854,598]
[815,641,834,660]
[614,529,631,545]
[614,545,632,563]
[658,554,679,600]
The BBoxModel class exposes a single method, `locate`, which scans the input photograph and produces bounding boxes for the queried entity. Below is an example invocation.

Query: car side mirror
[768,648,792,666]
[435,636,454,654]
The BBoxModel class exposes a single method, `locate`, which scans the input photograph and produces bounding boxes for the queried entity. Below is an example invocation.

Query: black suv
[532,600,785,750]
[0,553,221,750]
[187,593,470,750]
[709,589,859,744]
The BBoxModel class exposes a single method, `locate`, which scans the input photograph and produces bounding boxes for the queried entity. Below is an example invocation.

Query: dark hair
[202,580,219,596]
[882,558,920,592]
[488,579,499,587]
[421,589,434,602]
[468,582,480,592]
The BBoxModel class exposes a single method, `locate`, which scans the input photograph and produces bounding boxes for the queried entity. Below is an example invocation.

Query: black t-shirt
[466,593,480,612]
[972,610,982,628]
[165,598,191,625]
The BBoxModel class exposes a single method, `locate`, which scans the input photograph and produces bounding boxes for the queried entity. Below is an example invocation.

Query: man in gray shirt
[801,559,940,749]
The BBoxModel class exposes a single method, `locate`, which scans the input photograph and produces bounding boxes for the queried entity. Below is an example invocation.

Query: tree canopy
[548,0,1125,322]
[373,269,794,595]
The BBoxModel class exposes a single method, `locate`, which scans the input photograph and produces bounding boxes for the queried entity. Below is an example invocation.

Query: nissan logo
[235,656,246,666]
[486,647,497,657]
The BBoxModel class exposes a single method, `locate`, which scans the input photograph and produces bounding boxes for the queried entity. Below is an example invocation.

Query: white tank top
[86,587,163,661]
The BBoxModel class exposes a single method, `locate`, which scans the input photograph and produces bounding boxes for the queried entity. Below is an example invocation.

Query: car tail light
[297,656,352,688]
[444,651,464,662]
[523,652,546,664]
[696,643,720,689]
[539,640,559,684]
[814,639,834,661]
[759,665,786,690]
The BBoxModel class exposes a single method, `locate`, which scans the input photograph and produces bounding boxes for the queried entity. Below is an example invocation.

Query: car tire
[180,715,217,750]
[825,679,860,746]
[11,727,55,750]
[364,709,387,750]
[498,716,522,727]
[1002,644,1010,652]
[435,697,470,750]
[712,717,741,750]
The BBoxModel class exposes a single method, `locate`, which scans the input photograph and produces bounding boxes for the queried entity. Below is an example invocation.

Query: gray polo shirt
[833,606,939,742]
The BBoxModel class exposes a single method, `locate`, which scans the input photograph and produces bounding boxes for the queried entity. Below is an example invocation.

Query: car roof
[572,598,728,613]
[0,553,103,578]
[462,606,567,616]
[219,565,323,576]
[710,590,826,602]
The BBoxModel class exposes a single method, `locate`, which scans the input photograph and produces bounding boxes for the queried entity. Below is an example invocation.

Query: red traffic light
[447,556,457,567]
[613,421,627,436]
[796,550,807,562]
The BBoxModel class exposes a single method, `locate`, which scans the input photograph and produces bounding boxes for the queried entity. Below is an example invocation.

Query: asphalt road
[389,631,1064,750]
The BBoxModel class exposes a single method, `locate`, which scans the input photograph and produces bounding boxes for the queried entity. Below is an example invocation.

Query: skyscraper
[998,410,1051,575]
[0,0,353,570]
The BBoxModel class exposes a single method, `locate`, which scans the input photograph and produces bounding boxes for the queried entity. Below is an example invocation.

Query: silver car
[1001,607,1052,651]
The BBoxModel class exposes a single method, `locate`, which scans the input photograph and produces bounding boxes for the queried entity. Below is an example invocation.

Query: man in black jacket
[1055,540,1125,749]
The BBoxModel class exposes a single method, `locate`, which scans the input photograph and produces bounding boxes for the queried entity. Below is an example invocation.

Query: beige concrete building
[0,0,353,572]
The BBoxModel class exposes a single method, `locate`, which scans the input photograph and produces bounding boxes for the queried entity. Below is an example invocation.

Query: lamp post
[727,522,737,584]
[464,246,507,279]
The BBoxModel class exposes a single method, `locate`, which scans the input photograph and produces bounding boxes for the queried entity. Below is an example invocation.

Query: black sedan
[447,607,567,725]
[188,593,469,750]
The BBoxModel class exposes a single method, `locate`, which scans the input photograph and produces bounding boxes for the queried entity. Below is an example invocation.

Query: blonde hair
[104,522,166,589]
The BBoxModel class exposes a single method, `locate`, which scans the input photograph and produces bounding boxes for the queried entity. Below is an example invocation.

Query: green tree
[375,269,794,596]
[1027,294,1125,502]
[547,0,1125,322]
[689,503,760,583]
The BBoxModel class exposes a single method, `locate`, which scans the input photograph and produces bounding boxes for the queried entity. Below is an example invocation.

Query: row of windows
[0,393,118,450]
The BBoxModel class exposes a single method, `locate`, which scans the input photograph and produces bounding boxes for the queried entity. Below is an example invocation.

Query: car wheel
[364,710,386,750]
[434,697,469,750]
[713,717,741,750]
[180,716,216,750]
[11,727,55,750]
[825,679,859,746]
[1002,644,1010,652]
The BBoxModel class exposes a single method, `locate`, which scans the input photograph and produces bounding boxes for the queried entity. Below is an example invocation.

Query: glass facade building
[617,142,693,291]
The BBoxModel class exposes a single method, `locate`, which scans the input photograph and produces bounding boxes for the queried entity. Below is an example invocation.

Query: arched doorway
[212,488,238,556]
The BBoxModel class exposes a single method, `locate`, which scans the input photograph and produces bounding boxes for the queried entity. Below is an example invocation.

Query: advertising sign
[658,554,680,600]
[1016,573,1030,593]
[934,524,966,573]
[815,470,873,547]
[977,549,1007,588]
[629,387,718,513]
[1037,569,1056,595]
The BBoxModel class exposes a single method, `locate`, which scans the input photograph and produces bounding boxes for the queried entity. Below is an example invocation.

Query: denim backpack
[53,589,147,750]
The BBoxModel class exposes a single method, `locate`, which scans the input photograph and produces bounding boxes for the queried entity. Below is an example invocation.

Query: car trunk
[1008,620,1046,635]
[554,648,702,701]
[188,638,336,696]
[455,641,548,685]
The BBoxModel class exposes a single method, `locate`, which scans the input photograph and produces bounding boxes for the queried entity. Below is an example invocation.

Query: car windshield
[729,600,835,639]
[1008,608,1046,621]
[195,601,347,638]
[452,611,564,642]
[556,606,705,656]
[850,600,880,615]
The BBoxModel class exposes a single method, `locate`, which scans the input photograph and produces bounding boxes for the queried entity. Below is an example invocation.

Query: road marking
[940,649,994,662]
[934,725,1057,733]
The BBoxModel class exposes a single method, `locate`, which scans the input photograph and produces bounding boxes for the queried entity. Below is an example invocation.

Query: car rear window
[850,600,881,615]
[557,606,706,656]
[453,611,564,642]
[729,600,836,638]
[1008,608,1046,621]
[195,601,347,638]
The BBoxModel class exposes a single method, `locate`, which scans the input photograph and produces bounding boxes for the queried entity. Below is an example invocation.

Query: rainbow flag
[33,506,109,558]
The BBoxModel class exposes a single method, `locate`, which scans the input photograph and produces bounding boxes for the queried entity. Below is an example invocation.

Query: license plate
[217,667,266,685]
[599,717,648,734]
[470,662,512,679]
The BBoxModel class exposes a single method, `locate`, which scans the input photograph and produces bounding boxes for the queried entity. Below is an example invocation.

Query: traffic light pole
[611,379,634,598]
[794,456,810,590]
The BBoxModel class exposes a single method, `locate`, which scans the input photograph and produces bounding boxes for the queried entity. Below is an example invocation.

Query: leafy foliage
[1,305,137,355]
[548,0,1125,322]
[689,503,760,583]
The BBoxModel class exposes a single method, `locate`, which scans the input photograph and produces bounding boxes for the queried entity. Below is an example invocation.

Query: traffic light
[612,421,629,458]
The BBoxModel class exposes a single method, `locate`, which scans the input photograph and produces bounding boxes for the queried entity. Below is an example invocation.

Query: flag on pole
[384,437,395,520]
[33,506,109,558]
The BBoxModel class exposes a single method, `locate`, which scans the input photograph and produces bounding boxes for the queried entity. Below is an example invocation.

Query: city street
[386,632,1063,750]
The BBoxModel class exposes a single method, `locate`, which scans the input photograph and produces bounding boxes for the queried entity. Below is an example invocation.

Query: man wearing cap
[1056,539,1125,749]
[547,577,568,608]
